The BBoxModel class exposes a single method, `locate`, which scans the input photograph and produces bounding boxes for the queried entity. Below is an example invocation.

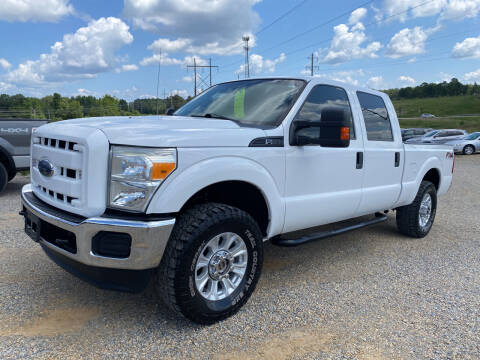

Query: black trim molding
[249,136,284,147]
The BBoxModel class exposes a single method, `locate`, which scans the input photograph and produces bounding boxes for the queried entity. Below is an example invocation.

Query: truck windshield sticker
[234,88,245,118]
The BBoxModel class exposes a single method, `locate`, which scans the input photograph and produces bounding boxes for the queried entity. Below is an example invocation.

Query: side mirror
[318,108,350,148]
[290,107,350,147]
[166,108,175,115]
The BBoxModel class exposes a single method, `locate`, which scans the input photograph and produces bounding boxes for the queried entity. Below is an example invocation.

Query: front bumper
[21,184,175,271]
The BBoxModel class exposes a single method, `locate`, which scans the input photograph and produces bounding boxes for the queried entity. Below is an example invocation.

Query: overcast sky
[1,0,480,99]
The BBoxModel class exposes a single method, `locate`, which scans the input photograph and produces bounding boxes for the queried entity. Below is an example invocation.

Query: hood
[39,115,267,147]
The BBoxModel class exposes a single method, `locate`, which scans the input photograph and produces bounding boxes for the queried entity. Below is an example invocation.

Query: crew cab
[0,118,48,193]
[20,78,454,324]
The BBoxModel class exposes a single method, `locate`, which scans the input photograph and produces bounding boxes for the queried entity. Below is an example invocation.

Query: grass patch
[399,117,480,133]
[392,95,480,117]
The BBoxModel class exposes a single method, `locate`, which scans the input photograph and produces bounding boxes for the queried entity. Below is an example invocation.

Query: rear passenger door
[355,91,403,214]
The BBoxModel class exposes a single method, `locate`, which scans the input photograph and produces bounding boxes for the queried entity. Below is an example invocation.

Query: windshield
[174,79,306,128]
[424,130,439,137]
[464,132,480,140]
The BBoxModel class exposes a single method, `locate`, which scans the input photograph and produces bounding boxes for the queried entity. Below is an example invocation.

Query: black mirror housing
[290,107,351,147]
[318,108,350,148]
[166,108,175,115]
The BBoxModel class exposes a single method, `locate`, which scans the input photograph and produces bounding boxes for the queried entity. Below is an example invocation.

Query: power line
[217,0,375,72]
[255,0,310,36]
[219,0,438,74]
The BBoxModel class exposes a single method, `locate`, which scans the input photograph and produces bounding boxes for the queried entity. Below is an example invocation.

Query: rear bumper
[21,184,176,271]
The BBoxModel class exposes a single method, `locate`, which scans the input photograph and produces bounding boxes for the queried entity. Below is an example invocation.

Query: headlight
[109,146,176,211]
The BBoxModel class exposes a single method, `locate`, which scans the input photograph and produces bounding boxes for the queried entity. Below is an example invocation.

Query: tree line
[384,78,480,100]
[0,93,190,121]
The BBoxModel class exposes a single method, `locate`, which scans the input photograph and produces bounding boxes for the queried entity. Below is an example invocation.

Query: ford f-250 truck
[20,78,454,324]
[0,119,48,193]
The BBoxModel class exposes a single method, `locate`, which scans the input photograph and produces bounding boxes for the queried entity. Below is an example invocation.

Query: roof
[218,76,387,98]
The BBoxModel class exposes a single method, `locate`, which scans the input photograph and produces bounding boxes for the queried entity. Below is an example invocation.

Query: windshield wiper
[191,113,234,121]
[362,108,388,120]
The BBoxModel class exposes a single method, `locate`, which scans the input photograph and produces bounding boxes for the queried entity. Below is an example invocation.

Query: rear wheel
[0,162,8,194]
[463,145,475,155]
[155,203,264,324]
[396,181,437,238]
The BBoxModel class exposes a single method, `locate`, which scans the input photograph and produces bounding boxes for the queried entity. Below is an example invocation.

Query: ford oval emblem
[38,159,54,177]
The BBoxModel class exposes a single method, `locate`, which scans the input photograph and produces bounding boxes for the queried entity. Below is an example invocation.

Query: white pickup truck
[20,78,454,324]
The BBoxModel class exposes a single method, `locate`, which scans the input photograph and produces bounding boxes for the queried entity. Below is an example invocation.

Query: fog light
[92,232,132,259]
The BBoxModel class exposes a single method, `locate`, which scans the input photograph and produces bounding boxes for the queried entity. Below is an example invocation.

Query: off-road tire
[154,203,264,324]
[463,145,475,155]
[0,162,8,194]
[396,181,437,238]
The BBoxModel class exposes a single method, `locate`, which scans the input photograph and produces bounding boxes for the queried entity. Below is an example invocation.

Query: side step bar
[271,213,388,247]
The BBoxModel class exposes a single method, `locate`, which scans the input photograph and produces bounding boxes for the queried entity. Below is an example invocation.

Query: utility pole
[242,35,250,78]
[187,57,218,96]
[155,50,162,115]
[306,53,319,77]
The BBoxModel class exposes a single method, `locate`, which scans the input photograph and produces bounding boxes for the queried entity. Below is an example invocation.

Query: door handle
[395,152,400,167]
[356,152,363,169]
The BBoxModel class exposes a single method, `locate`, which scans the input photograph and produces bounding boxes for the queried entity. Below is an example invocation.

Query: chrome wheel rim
[419,193,432,229]
[195,232,248,301]
[465,146,473,155]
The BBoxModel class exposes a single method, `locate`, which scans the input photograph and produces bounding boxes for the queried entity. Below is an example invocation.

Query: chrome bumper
[21,184,175,270]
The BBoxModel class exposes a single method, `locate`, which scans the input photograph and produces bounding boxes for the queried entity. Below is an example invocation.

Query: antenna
[242,35,250,78]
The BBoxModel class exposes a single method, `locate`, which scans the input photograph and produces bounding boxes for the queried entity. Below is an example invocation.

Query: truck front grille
[31,126,109,218]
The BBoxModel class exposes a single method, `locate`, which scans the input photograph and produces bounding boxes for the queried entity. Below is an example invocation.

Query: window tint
[357,92,393,141]
[453,131,464,136]
[437,132,450,138]
[293,85,355,144]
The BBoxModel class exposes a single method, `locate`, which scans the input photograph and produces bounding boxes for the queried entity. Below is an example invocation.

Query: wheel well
[180,181,270,236]
[422,168,440,190]
[0,147,16,180]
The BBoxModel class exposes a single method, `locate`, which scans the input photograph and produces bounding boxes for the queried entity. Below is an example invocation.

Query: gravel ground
[1,155,479,359]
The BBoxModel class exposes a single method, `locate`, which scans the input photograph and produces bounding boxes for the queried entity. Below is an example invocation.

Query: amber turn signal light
[340,127,350,141]
[152,162,176,180]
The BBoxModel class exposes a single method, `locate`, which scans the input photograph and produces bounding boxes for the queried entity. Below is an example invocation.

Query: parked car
[20,78,454,324]
[405,129,468,144]
[446,132,480,155]
[0,118,49,193]
[421,113,436,118]
[401,128,433,142]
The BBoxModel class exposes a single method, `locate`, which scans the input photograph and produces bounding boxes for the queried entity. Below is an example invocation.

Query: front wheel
[155,203,264,324]
[463,145,475,155]
[396,181,437,238]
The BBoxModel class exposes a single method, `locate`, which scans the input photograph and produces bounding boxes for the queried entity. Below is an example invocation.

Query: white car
[20,77,454,324]
[406,129,468,144]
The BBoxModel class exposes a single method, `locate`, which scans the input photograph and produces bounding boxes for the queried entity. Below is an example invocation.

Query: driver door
[283,84,364,233]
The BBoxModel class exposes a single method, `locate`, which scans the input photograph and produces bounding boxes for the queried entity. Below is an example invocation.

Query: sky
[0,0,480,100]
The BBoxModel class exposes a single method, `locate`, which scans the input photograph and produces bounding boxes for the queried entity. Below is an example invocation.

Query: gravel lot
[1,155,479,359]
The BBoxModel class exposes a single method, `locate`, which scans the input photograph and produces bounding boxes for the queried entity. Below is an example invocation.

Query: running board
[271,213,388,247]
